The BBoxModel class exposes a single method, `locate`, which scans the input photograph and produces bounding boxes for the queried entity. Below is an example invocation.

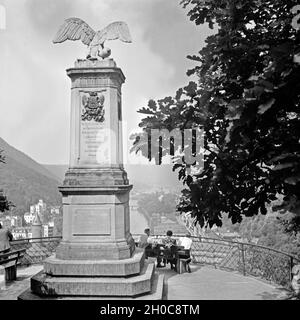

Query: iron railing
[11,237,61,265]
[10,234,299,289]
[142,234,299,289]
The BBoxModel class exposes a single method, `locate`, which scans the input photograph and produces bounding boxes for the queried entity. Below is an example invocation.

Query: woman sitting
[160,230,177,270]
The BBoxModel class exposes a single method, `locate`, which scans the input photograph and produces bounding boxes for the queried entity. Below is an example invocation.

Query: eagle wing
[97,21,132,44]
[53,18,96,46]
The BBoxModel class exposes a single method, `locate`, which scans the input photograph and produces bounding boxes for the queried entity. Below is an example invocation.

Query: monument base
[18,272,165,300]
[43,250,145,277]
[17,182,165,300]
[56,184,135,260]
[18,255,165,300]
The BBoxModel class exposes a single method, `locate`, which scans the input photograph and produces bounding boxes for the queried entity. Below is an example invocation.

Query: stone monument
[19,18,164,300]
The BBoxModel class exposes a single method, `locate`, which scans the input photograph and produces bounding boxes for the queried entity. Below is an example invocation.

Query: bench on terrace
[0,249,26,281]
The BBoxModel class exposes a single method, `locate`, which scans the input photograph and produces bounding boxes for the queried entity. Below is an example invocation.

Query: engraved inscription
[80,122,110,164]
[80,91,110,164]
[73,208,111,236]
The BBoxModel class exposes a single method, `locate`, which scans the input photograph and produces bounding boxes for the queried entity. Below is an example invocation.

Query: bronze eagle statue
[53,18,132,59]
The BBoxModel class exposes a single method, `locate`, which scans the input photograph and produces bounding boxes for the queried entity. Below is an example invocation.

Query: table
[145,244,191,273]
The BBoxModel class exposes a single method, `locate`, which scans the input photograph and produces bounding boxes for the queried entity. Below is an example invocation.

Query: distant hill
[0,137,61,216]
[43,164,183,193]
[42,164,68,184]
[0,135,183,218]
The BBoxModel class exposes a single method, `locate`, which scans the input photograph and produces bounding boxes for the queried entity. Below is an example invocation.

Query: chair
[162,245,177,270]
[0,249,26,281]
[176,248,192,274]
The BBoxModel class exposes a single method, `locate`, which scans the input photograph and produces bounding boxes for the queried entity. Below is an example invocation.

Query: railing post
[241,243,246,276]
[213,246,217,269]
[290,256,294,282]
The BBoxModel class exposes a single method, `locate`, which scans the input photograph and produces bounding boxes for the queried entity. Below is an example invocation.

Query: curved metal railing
[135,233,299,288]
[11,234,299,289]
[190,236,299,288]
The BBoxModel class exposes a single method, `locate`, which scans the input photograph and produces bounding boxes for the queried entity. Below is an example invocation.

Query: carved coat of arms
[81,92,105,122]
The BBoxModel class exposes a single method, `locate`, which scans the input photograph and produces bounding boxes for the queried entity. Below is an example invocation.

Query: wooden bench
[176,248,192,274]
[0,249,26,281]
[176,257,192,274]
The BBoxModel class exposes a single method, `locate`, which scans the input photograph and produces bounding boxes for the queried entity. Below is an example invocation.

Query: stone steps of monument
[44,250,145,277]
[18,271,165,300]
[30,261,156,297]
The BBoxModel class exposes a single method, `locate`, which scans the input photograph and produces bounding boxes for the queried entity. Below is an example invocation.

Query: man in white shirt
[177,234,192,273]
[178,234,193,250]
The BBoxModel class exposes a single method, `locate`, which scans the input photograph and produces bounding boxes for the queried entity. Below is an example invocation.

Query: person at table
[138,228,151,249]
[158,230,177,269]
[162,230,177,247]
[178,233,193,250]
[177,233,192,272]
[138,228,154,259]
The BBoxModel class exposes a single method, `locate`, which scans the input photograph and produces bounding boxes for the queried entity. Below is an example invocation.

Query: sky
[0,0,212,165]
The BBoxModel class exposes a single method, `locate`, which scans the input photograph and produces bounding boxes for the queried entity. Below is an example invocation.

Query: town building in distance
[0,199,62,240]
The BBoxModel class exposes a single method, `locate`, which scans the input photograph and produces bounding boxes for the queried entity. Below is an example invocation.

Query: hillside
[42,164,67,184]
[0,137,62,216]
[0,134,183,218]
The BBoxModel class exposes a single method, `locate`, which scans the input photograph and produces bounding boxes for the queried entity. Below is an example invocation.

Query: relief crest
[81,91,105,122]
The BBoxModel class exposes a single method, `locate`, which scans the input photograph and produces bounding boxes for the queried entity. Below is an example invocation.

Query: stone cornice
[66,68,125,89]
[58,185,133,195]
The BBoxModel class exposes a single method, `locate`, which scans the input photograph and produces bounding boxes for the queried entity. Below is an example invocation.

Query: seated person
[138,228,157,259]
[162,230,177,248]
[138,228,151,249]
[157,230,177,269]
[177,234,192,272]
[178,233,193,250]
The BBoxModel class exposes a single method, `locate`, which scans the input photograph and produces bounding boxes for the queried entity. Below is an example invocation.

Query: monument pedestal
[55,185,135,261]
[19,58,164,300]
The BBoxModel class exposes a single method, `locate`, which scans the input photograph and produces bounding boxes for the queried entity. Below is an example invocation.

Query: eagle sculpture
[53,18,132,59]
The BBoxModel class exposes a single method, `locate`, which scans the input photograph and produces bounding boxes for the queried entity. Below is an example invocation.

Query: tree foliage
[221,212,300,259]
[133,0,300,232]
[0,150,10,213]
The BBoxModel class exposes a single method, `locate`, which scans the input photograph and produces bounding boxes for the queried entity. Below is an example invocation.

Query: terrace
[0,235,297,300]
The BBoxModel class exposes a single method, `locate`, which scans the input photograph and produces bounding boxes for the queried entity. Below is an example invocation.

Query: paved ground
[157,264,289,300]
[0,263,290,300]
[0,265,43,300]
